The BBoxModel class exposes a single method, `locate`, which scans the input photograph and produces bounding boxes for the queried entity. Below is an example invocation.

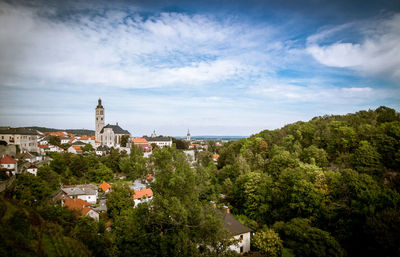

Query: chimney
[223,205,230,214]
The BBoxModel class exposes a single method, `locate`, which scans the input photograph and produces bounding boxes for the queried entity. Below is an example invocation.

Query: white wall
[228,232,251,254]
[77,194,97,204]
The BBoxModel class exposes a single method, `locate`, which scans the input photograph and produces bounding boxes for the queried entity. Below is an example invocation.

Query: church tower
[186,129,191,142]
[95,98,105,141]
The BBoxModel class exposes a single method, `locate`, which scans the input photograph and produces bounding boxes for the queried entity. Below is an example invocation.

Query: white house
[133,188,153,206]
[220,207,252,254]
[0,155,17,175]
[26,163,38,176]
[58,184,98,204]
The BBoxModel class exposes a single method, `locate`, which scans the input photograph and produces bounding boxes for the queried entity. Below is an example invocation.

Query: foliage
[106,183,135,219]
[253,227,283,257]
[120,135,129,147]
[273,218,344,257]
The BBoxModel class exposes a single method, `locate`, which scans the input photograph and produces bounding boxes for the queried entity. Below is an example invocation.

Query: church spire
[97,98,103,108]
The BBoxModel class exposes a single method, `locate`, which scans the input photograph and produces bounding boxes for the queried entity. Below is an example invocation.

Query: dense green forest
[1,106,399,256]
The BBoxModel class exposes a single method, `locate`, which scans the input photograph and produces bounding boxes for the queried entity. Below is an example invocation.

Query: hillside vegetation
[214,106,400,257]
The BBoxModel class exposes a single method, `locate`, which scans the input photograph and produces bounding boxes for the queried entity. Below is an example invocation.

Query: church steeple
[186,129,191,142]
[97,98,103,108]
[95,98,105,142]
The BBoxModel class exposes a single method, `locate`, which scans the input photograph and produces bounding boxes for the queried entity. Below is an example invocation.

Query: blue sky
[0,0,399,136]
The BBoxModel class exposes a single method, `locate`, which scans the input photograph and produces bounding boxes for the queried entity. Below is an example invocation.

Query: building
[133,138,152,152]
[99,181,111,193]
[95,98,131,148]
[64,198,99,221]
[26,163,38,176]
[95,98,105,142]
[96,145,109,156]
[133,188,153,206]
[186,129,191,141]
[53,184,98,204]
[144,131,172,148]
[0,127,39,153]
[220,207,252,254]
[0,155,17,175]
[67,145,83,154]
[100,123,130,147]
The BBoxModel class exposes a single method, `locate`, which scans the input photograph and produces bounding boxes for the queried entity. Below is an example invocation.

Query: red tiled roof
[99,181,111,192]
[146,173,153,180]
[64,198,90,210]
[38,144,49,149]
[133,138,148,143]
[213,154,220,159]
[72,145,82,153]
[133,188,153,199]
[80,135,89,140]
[91,136,95,140]
[0,155,17,164]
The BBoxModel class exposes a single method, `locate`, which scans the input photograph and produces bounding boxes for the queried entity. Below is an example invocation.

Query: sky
[0,0,399,136]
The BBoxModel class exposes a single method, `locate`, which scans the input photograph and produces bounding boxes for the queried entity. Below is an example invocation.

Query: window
[240,247,243,253]
[240,235,243,241]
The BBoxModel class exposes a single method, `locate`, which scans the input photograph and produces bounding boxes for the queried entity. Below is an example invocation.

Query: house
[60,137,70,144]
[219,207,252,254]
[0,155,17,175]
[93,199,107,213]
[0,127,39,153]
[26,163,38,176]
[53,184,98,204]
[213,154,220,163]
[99,181,111,193]
[68,145,83,154]
[96,145,109,156]
[133,138,152,152]
[48,145,64,153]
[133,188,153,206]
[16,151,36,163]
[64,198,99,221]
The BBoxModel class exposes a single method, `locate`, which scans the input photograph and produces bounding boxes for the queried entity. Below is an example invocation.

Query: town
[0,99,250,255]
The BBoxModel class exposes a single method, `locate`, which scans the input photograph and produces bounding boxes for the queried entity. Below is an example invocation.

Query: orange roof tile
[146,173,153,180]
[91,136,95,140]
[213,154,220,159]
[72,145,82,152]
[80,135,89,140]
[0,155,17,164]
[133,188,153,199]
[99,181,111,192]
[133,138,148,143]
[64,198,91,210]
[38,144,49,149]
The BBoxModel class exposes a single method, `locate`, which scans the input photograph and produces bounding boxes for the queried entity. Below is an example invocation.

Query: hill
[20,126,95,136]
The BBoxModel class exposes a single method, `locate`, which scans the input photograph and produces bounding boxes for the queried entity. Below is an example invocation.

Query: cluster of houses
[51,175,154,222]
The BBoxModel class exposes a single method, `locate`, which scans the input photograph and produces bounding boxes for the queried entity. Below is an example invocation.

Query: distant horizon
[1,0,399,135]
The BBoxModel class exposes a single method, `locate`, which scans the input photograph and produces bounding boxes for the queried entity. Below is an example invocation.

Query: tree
[253,227,283,257]
[88,163,113,183]
[106,183,134,218]
[352,141,381,174]
[273,218,344,257]
[120,135,130,147]
[82,143,94,152]
[48,135,61,146]
[37,165,60,191]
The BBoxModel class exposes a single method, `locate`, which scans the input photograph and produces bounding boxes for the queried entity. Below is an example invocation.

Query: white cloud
[248,79,398,105]
[306,13,400,81]
[0,2,277,89]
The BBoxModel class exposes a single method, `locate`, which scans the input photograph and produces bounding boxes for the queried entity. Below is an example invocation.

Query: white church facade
[95,99,130,148]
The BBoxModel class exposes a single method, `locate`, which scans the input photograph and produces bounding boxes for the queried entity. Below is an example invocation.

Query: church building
[95,99,130,148]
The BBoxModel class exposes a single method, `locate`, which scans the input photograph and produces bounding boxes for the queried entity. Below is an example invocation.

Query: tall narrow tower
[95,98,105,141]
[186,129,191,142]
